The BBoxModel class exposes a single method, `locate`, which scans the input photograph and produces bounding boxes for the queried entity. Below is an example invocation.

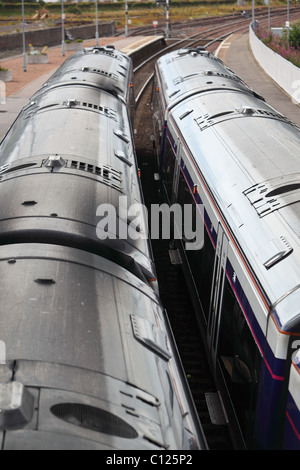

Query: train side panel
[152,47,300,449]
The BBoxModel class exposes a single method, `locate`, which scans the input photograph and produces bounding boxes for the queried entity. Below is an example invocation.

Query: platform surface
[215,31,300,127]
[0,36,160,140]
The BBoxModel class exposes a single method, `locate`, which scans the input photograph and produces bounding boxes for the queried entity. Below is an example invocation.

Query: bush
[288,22,300,49]
[256,24,300,68]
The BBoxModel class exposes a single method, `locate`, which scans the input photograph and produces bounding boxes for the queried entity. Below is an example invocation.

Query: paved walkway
[216,31,300,127]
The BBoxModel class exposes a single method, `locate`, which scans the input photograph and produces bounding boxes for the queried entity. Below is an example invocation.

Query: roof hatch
[256,236,293,269]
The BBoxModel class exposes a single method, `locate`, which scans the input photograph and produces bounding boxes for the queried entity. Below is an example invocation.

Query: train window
[217,278,261,447]
[162,139,176,202]
[177,171,214,323]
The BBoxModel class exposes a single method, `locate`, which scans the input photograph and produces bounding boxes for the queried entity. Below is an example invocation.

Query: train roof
[156,47,264,110]
[156,48,300,333]
[0,243,201,450]
[33,45,133,102]
[0,79,154,279]
[0,84,136,195]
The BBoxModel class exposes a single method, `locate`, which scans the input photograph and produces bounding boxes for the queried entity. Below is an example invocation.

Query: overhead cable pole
[95,0,99,46]
[287,0,290,43]
[165,0,169,38]
[62,0,65,56]
[22,0,26,72]
[125,0,128,36]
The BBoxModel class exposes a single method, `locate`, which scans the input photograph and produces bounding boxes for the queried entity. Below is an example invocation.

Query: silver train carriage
[0,46,207,450]
[152,46,300,450]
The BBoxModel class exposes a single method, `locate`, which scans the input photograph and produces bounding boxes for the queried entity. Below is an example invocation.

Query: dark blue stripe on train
[284,392,300,449]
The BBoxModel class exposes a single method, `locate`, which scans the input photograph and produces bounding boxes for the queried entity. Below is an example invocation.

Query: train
[152,46,300,450]
[0,45,207,450]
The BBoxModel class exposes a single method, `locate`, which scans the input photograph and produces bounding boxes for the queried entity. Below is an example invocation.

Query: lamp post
[125,0,128,36]
[165,0,169,39]
[22,0,26,72]
[287,0,290,43]
[62,0,65,56]
[95,0,99,46]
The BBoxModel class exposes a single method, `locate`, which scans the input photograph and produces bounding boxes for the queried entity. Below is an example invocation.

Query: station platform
[0,35,160,141]
[215,31,300,128]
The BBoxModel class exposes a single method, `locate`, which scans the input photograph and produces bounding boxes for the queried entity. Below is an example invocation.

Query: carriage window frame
[176,168,215,323]
[217,276,262,447]
[162,137,177,203]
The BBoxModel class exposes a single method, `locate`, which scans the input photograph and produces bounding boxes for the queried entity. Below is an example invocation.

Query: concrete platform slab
[215,32,300,127]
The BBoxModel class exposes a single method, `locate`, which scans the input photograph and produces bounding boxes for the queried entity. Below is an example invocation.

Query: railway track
[133,6,300,99]
[133,7,300,450]
[127,5,300,38]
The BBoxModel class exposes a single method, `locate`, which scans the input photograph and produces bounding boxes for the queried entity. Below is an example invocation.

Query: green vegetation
[0,0,297,29]
[288,22,300,49]
[256,22,300,67]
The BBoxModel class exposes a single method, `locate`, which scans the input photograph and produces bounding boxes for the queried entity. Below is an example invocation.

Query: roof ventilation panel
[0,382,34,430]
[256,236,293,269]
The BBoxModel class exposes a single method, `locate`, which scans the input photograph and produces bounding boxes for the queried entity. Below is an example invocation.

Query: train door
[170,139,181,204]
[207,225,262,448]
[161,133,181,205]
[207,223,228,371]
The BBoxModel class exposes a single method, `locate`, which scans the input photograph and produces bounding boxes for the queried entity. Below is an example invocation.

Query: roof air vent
[114,129,130,143]
[64,99,79,108]
[44,155,66,169]
[256,236,293,269]
[241,106,255,115]
[0,382,34,430]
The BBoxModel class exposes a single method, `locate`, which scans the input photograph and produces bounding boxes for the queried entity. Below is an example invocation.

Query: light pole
[125,0,128,36]
[287,0,290,43]
[165,0,169,39]
[62,0,65,56]
[22,0,26,72]
[95,0,99,46]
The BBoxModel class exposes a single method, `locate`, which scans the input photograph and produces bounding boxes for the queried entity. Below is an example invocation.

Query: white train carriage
[152,47,300,449]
